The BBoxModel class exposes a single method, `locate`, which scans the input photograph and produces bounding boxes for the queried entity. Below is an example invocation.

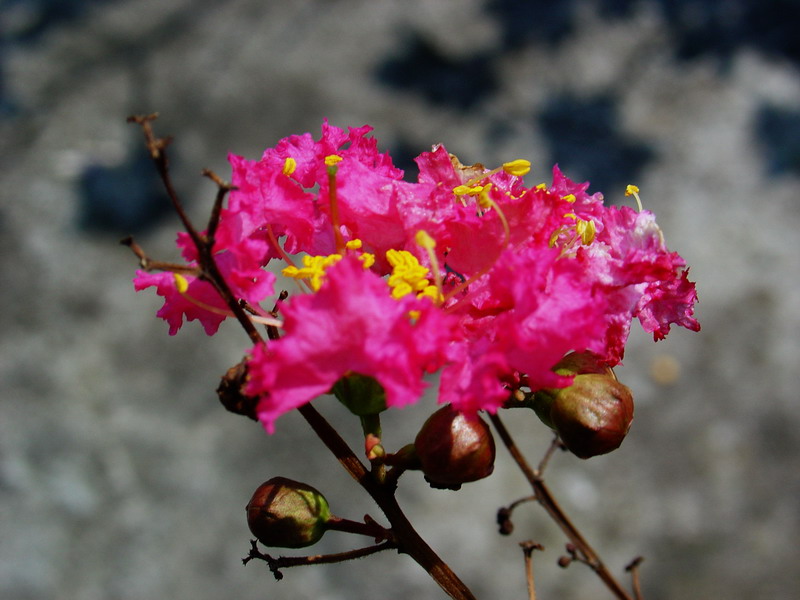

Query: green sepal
[332,373,388,416]
[529,389,558,429]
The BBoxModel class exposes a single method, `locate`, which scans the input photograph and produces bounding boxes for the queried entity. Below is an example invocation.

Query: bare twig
[489,413,634,600]
[119,236,200,274]
[625,556,645,600]
[127,114,263,345]
[536,434,564,475]
[520,541,544,600]
[243,538,397,580]
[297,403,477,600]
[201,168,234,242]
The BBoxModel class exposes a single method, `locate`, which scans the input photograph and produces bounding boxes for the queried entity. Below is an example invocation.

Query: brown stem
[120,236,201,274]
[625,557,644,600]
[520,541,544,600]
[201,168,233,242]
[128,115,263,346]
[243,538,397,579]
[127,114,202,244]
[325,515,393,542]
[298,403,476,600]
[489,413,634,600]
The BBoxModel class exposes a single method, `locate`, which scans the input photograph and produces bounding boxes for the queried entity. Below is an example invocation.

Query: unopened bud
[246,477,331,548]
[414,405,496,489]
[542,374,634,459]
[217,360,258,421]
[332,373,387,416]
[531,352,634,458]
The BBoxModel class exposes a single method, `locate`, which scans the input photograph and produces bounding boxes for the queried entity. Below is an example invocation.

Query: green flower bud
[414,405,496,489]
[246,477,331,548]
[332,373,387,416]
[536,373,634,459]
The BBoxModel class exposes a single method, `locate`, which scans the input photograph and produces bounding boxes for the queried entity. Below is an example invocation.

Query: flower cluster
[134,122,699,433]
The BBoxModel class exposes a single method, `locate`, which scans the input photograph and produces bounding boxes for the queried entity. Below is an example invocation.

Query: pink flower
[246,256,455,432]
[135,121,701,429]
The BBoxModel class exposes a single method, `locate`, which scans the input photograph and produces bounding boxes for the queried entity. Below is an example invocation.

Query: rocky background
[2,1,799,599]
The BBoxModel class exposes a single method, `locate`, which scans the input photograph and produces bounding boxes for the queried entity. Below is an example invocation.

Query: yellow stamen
[461,157,531,188]
[625,184,643,212]
[359,253,376,269]
[477,184,493,210]
[575,219,596,245]
[415,231,444,301]
[386,249,432,299]
[345,238,375,269]
[562,194,576,203]
[282,157,297,176]
[418,284,443,304]
[502,159,531,177]
[535,183,547,190]
[548,228,564,248]
[283,254,342,291]
[173,272,189,293]
[324,154,343,166]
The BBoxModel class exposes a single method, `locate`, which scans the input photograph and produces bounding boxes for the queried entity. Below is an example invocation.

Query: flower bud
[217,360,258,421]
[414,405,496,489]
[246,477,331,548]
[538,373,634,459]
[332,373,387,416]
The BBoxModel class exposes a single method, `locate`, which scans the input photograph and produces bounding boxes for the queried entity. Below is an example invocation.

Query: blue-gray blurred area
[2,1,799,599]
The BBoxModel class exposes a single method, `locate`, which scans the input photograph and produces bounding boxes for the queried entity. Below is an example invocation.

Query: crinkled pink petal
[133,270,228,335]
[333,159,410,256]
[487,246,609,390]
[246,256,454,432]
[439,339,512,414]
[226,153,320,254]
[636,268,700,340]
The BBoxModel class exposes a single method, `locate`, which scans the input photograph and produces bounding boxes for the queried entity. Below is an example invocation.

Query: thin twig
[625,556,645,600]
[126,114,201,244]
[298,403,476,600]
[243,538,397,580]
[536,434,563,475]
[120,236,200,274]
[520,541,544,600]
[497,495,536,535]
[201,168,234,242]
[127,114,263,346]
[489,413,634,600]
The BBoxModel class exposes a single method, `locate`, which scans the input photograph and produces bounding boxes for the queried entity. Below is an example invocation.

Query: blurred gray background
[1,1,799,598]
